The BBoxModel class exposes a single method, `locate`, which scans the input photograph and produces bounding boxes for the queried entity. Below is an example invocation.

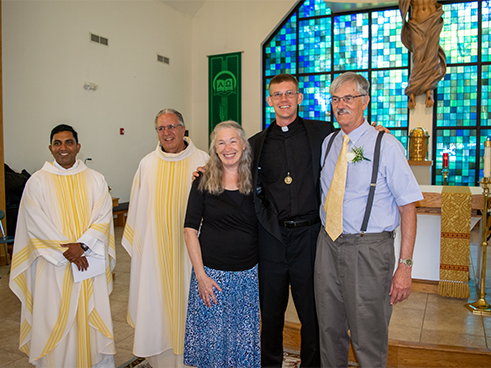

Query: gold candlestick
[443,168,449,185]
[465,176,491,315]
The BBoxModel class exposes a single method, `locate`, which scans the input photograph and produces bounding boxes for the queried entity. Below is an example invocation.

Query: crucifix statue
[399,0,447,109]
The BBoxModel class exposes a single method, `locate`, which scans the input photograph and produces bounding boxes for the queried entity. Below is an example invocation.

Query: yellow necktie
[324,134,350,241]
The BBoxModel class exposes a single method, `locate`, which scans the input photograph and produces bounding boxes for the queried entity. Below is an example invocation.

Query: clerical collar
[53,159,79,171]
[273,116,301,134]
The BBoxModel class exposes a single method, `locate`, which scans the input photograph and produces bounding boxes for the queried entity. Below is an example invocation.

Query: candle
[442,153,449,169]
[484,139,491,178]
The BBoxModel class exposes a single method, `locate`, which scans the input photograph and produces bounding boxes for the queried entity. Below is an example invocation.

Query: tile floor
[1,226,490,368]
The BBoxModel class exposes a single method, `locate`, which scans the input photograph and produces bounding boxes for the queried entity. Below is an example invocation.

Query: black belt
[279,218,320,228]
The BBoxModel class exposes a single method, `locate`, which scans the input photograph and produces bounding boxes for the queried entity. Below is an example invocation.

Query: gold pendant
[284,172,293,185]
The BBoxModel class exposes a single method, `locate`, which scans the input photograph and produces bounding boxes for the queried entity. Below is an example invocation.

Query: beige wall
[2,0,193,201]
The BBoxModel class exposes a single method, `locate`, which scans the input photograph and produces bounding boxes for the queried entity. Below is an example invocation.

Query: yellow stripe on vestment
[19,319,32,346]
[109,232,115,252]
[155,158,189,354]
[39,264,74,358]
[89,308,114,339]
[53,173,90,241]
[123,224,134,245]
[90,223,109,237]
[77,279,92,368]
[38,172,95,366]
[106,265,113,285]
[10,239,64,272]
[20,341,30,356]
[13,274,33,314]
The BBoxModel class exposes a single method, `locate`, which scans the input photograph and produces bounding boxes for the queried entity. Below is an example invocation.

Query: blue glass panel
[299,17,332,73]
[333,13,369,71]
[441,2,478,64]
[371,9,408,68]
[299,0,331,18]
[264,14,297,76]
[298,74,332,122]
[483,1,491,62]
[482,65,491,126]
[435,129,477,186]
[370,69,408,128]
[436,65,478,127]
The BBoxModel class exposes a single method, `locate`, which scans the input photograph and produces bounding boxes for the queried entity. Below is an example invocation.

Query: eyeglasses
[271,90,299,99]
[331,95,366,104]
[156,124,183,132]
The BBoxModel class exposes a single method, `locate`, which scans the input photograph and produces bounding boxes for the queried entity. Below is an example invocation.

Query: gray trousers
[314,229,395,368]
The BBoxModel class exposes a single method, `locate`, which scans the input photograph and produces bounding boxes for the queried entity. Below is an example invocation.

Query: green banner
[208,52,241,136]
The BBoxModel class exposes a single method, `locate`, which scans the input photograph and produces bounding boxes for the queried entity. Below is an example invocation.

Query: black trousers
[258,222,320,368]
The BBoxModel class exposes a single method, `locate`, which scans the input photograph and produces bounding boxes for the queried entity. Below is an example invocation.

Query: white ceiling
[157,0,399,19]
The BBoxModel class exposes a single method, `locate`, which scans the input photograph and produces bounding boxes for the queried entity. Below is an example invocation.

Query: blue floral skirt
[183,264,260,368]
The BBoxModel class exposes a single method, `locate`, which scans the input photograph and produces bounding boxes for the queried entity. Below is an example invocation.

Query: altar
[393,185,483,281]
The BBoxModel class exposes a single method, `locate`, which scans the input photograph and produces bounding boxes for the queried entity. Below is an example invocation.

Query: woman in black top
[183,121,260,368]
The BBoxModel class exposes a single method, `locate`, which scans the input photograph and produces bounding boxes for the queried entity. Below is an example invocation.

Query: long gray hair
[199,121,252,195]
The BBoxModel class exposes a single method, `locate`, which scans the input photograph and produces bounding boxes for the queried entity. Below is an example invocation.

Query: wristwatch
[80,243,89,252]
[399,258,413,267]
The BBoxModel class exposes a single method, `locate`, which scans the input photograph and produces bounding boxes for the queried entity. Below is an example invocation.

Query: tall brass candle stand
[465,177,491,315]
[443,168,449,185]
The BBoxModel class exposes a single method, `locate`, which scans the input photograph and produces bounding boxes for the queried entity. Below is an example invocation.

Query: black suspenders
[322,130,385,233]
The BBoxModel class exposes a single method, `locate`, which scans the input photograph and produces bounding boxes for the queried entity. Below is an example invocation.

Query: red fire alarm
[120,128,125,135]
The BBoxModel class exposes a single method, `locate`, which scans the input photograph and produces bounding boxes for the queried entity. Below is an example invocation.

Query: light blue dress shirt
[319,121,423,234]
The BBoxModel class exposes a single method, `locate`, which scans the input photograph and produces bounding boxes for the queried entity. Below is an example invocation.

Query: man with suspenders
[315,72,423,367]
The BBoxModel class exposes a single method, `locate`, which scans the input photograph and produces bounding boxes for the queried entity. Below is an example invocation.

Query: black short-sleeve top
[184,175,258,271]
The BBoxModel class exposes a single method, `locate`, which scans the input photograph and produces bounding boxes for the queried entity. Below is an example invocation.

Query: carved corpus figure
[399,0,447,109]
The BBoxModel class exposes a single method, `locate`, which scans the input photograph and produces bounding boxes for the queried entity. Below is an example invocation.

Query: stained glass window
[371,69,409,148]
[434,1,487,186]
[333,13,369,71]
[435,129,476,186]
[264,14,297,76]
[483,2,491,62]
[298,74,332,122]
[299,0,331,18]
[299,17,331,73]
[440,2,479,64]
[482,64,491,126]
[262,0,409,137]
[436,65,478,128]
[371,9,408,68]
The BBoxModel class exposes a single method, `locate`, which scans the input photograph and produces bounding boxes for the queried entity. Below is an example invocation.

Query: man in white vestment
[9,124,116,368]
[122,109,209,366]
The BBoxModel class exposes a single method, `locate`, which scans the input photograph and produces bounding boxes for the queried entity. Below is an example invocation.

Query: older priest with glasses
[122,109,209,367]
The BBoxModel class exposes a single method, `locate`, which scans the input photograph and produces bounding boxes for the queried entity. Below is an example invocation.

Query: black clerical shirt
[258,117,318,222]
